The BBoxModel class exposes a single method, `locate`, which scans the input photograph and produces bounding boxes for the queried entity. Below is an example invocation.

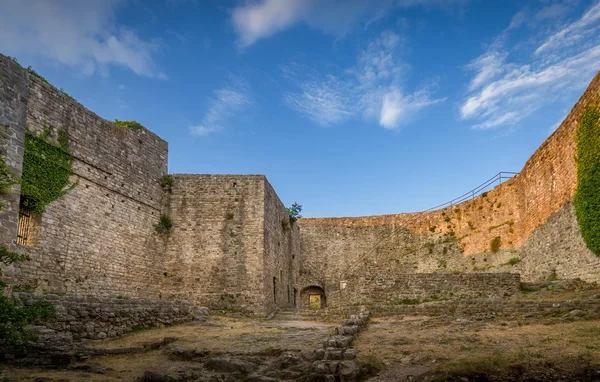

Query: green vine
[114,119,144,130]
[574,102,600,257]
[20,128,76,214]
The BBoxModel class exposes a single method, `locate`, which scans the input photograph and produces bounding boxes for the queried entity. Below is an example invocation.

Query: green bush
[507,257,521,265]
[154,215,173,235]
[574,103,600,257]
[160,174,174,193]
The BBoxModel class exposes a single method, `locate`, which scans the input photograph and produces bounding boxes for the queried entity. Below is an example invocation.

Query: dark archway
[300,286,326,309]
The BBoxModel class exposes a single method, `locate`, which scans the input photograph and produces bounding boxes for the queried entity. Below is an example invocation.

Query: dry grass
[355,316,600,381]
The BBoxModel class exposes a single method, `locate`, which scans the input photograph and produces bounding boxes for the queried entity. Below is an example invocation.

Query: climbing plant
[574,102,600,257]
[20,128,76,214]
[0,246,54,357]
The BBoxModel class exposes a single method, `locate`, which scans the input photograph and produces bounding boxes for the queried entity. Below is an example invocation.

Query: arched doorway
[300,286,326,309]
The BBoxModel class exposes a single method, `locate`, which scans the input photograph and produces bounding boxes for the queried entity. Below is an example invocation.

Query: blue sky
[1,0,599,217]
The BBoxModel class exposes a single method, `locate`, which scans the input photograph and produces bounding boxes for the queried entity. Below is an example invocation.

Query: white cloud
[0,0,165,78]
[461,1,600,130]
[190,76,252,136]
[535,1,600,54]
[232,0,468,48]
[284,31,443,129]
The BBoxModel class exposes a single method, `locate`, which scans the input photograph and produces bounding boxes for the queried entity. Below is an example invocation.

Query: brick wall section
[298,71,600,256]
[0,56,28,245]
[0,55,169,298]
[332,273,520,307]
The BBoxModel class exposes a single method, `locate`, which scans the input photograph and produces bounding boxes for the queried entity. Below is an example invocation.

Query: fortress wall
[0,55,169,298]
[298,71,600,290]
[263,179,300,312]
[333,273,520,307]
[0,57,28,245]
[161,175,267,313]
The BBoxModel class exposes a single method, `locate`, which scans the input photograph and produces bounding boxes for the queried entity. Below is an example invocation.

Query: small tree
[286,202,303,224]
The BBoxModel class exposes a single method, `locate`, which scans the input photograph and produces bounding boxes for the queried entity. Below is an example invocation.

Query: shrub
[507,257,521,265]
[154,215,173,235]
[160,175,174,193]
[429,226,436,233]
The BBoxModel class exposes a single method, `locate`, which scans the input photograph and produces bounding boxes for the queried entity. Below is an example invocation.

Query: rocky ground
[0,314,339,381]
[1,280,600,381]
[355,280,600,381]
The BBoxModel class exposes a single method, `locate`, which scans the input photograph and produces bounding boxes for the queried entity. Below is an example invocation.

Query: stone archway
[300,286,326,309]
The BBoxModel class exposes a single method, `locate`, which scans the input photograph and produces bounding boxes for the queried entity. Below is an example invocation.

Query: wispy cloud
[461,1,600,130]
[284,31,443,129]
[0,0,166,78]
[190,75,252,136]
[232,0,468,48]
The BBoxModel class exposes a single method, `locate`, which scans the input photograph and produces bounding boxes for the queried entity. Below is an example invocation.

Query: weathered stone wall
[14,292,193,341]
[332,273,520,307]
[161,175,300,315]
[337,297,600,321]
[0,56,28,246]
[263,179,300,312]
[160,175,266,312]
[0,55,169,298]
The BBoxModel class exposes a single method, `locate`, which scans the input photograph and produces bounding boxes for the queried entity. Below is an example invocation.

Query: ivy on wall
[574,102,600,257]
[20,128,76,214]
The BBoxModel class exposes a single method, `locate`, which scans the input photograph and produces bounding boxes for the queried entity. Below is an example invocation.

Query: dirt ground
[2,281,600,381]
[0,315,336,381]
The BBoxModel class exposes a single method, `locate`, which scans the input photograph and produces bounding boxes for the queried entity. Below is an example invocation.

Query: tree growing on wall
[286,202,303,224]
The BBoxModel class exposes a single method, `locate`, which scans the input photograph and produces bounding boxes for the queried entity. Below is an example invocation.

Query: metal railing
[424,172,519,212]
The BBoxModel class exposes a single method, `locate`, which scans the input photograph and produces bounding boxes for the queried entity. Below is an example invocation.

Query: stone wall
[263,179,300,312]
[0,55,169,299]
[161,175,299,315]
[333,273,520,307]
[0,56,28,246]
[337,297,600,321]
[14,292,193,341]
